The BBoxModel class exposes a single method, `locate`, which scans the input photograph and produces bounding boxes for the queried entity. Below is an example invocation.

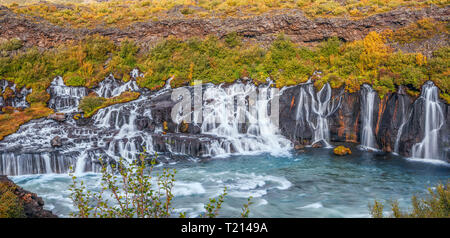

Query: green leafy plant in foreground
[369,181,450,218]
[69,153,253,218]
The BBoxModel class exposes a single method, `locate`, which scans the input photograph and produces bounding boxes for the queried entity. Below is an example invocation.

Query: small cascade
[360,84,377,150]
[93,97,153,161]
[295,81,342,147]
[94,74,140,98]
[394,89,412,154]
[0,80,7,108]
[130,69,144,79]
[0,79,32,109]
[47,77,88,112]
[411,81,445,160]
[0,73,222,176]
[200,81,291,156]
[12,87,32,108]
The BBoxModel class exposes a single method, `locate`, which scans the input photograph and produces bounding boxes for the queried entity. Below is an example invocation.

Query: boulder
[48,113,66,122]
[312,141,328,148]
[294,144,305,150]
[0,175,57,218]
[333,146,352,156]
[50,136,62,147]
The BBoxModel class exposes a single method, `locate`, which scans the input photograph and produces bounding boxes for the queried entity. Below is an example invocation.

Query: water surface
[12,148,450,218]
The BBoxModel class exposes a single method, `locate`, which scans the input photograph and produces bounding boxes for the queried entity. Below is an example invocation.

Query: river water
[11,147,450,218]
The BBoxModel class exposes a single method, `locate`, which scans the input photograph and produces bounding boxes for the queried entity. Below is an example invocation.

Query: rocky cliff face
[0,5,448,49]
[0,175,57,218]
[277,81,449,161]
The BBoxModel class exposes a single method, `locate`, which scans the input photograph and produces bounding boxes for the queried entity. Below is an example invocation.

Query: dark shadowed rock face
[329,91,361,144]
[278,85,311,143]
[0,175,57,218]
[277,82,449,161]
[376,87,414,154]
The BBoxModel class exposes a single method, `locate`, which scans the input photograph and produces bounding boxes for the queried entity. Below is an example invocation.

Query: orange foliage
[0,104,53,141]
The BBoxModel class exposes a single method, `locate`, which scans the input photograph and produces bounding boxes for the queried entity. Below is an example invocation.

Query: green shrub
[78,94,106,115]
[0,38,23,51]
[369,181,450,218]
[69,153,253,218]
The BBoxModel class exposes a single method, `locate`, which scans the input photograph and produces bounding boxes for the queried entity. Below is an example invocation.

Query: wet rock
[74,115,91,126]
[48,113,66,122]
[294,144,304,150]
[50,136,62,147]
[312,141,326,148]
[0,175,57,218]
[377,89,413,154]
[329,91,361,143]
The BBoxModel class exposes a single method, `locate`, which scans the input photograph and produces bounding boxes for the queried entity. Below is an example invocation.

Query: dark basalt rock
[277,82,449,160]
[0,5,448,50]
[376,87,414,153]
[50,136,62,147]
[329,92,361,143]
[278,84,313,143]
[48,113,66,122]
[0,175,57,218]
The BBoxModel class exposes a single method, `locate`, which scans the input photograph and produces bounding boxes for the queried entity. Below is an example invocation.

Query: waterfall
[0,79,32,108]
[0,74,194,176]
[295,81,342,147]
[12,87,32,108]
[200,81,291,156]
[94,74,140,98]
[0,75,153,176]
[47,76,88,112]
[360,84,377,150]
[411,81,445,160]
[393,92,412,154]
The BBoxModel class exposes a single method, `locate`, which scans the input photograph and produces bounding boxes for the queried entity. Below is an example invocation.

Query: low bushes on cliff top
[136,32,449,101]
[383,18,448,45]
[0,31,448,103]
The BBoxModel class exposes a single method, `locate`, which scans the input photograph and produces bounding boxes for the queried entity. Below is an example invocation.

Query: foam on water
[297,202,323,209]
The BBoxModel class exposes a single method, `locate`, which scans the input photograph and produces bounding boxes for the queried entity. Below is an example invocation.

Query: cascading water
[295,80,342,147]
[200,81,292,157]
[393,91,412,154]
[0,79,32,108]
[94,74,140,98]
[360,84,377,150]
[92,96,154,161]
[411,81,445,160]
[47,76,88,112]
[0,72,208,176]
